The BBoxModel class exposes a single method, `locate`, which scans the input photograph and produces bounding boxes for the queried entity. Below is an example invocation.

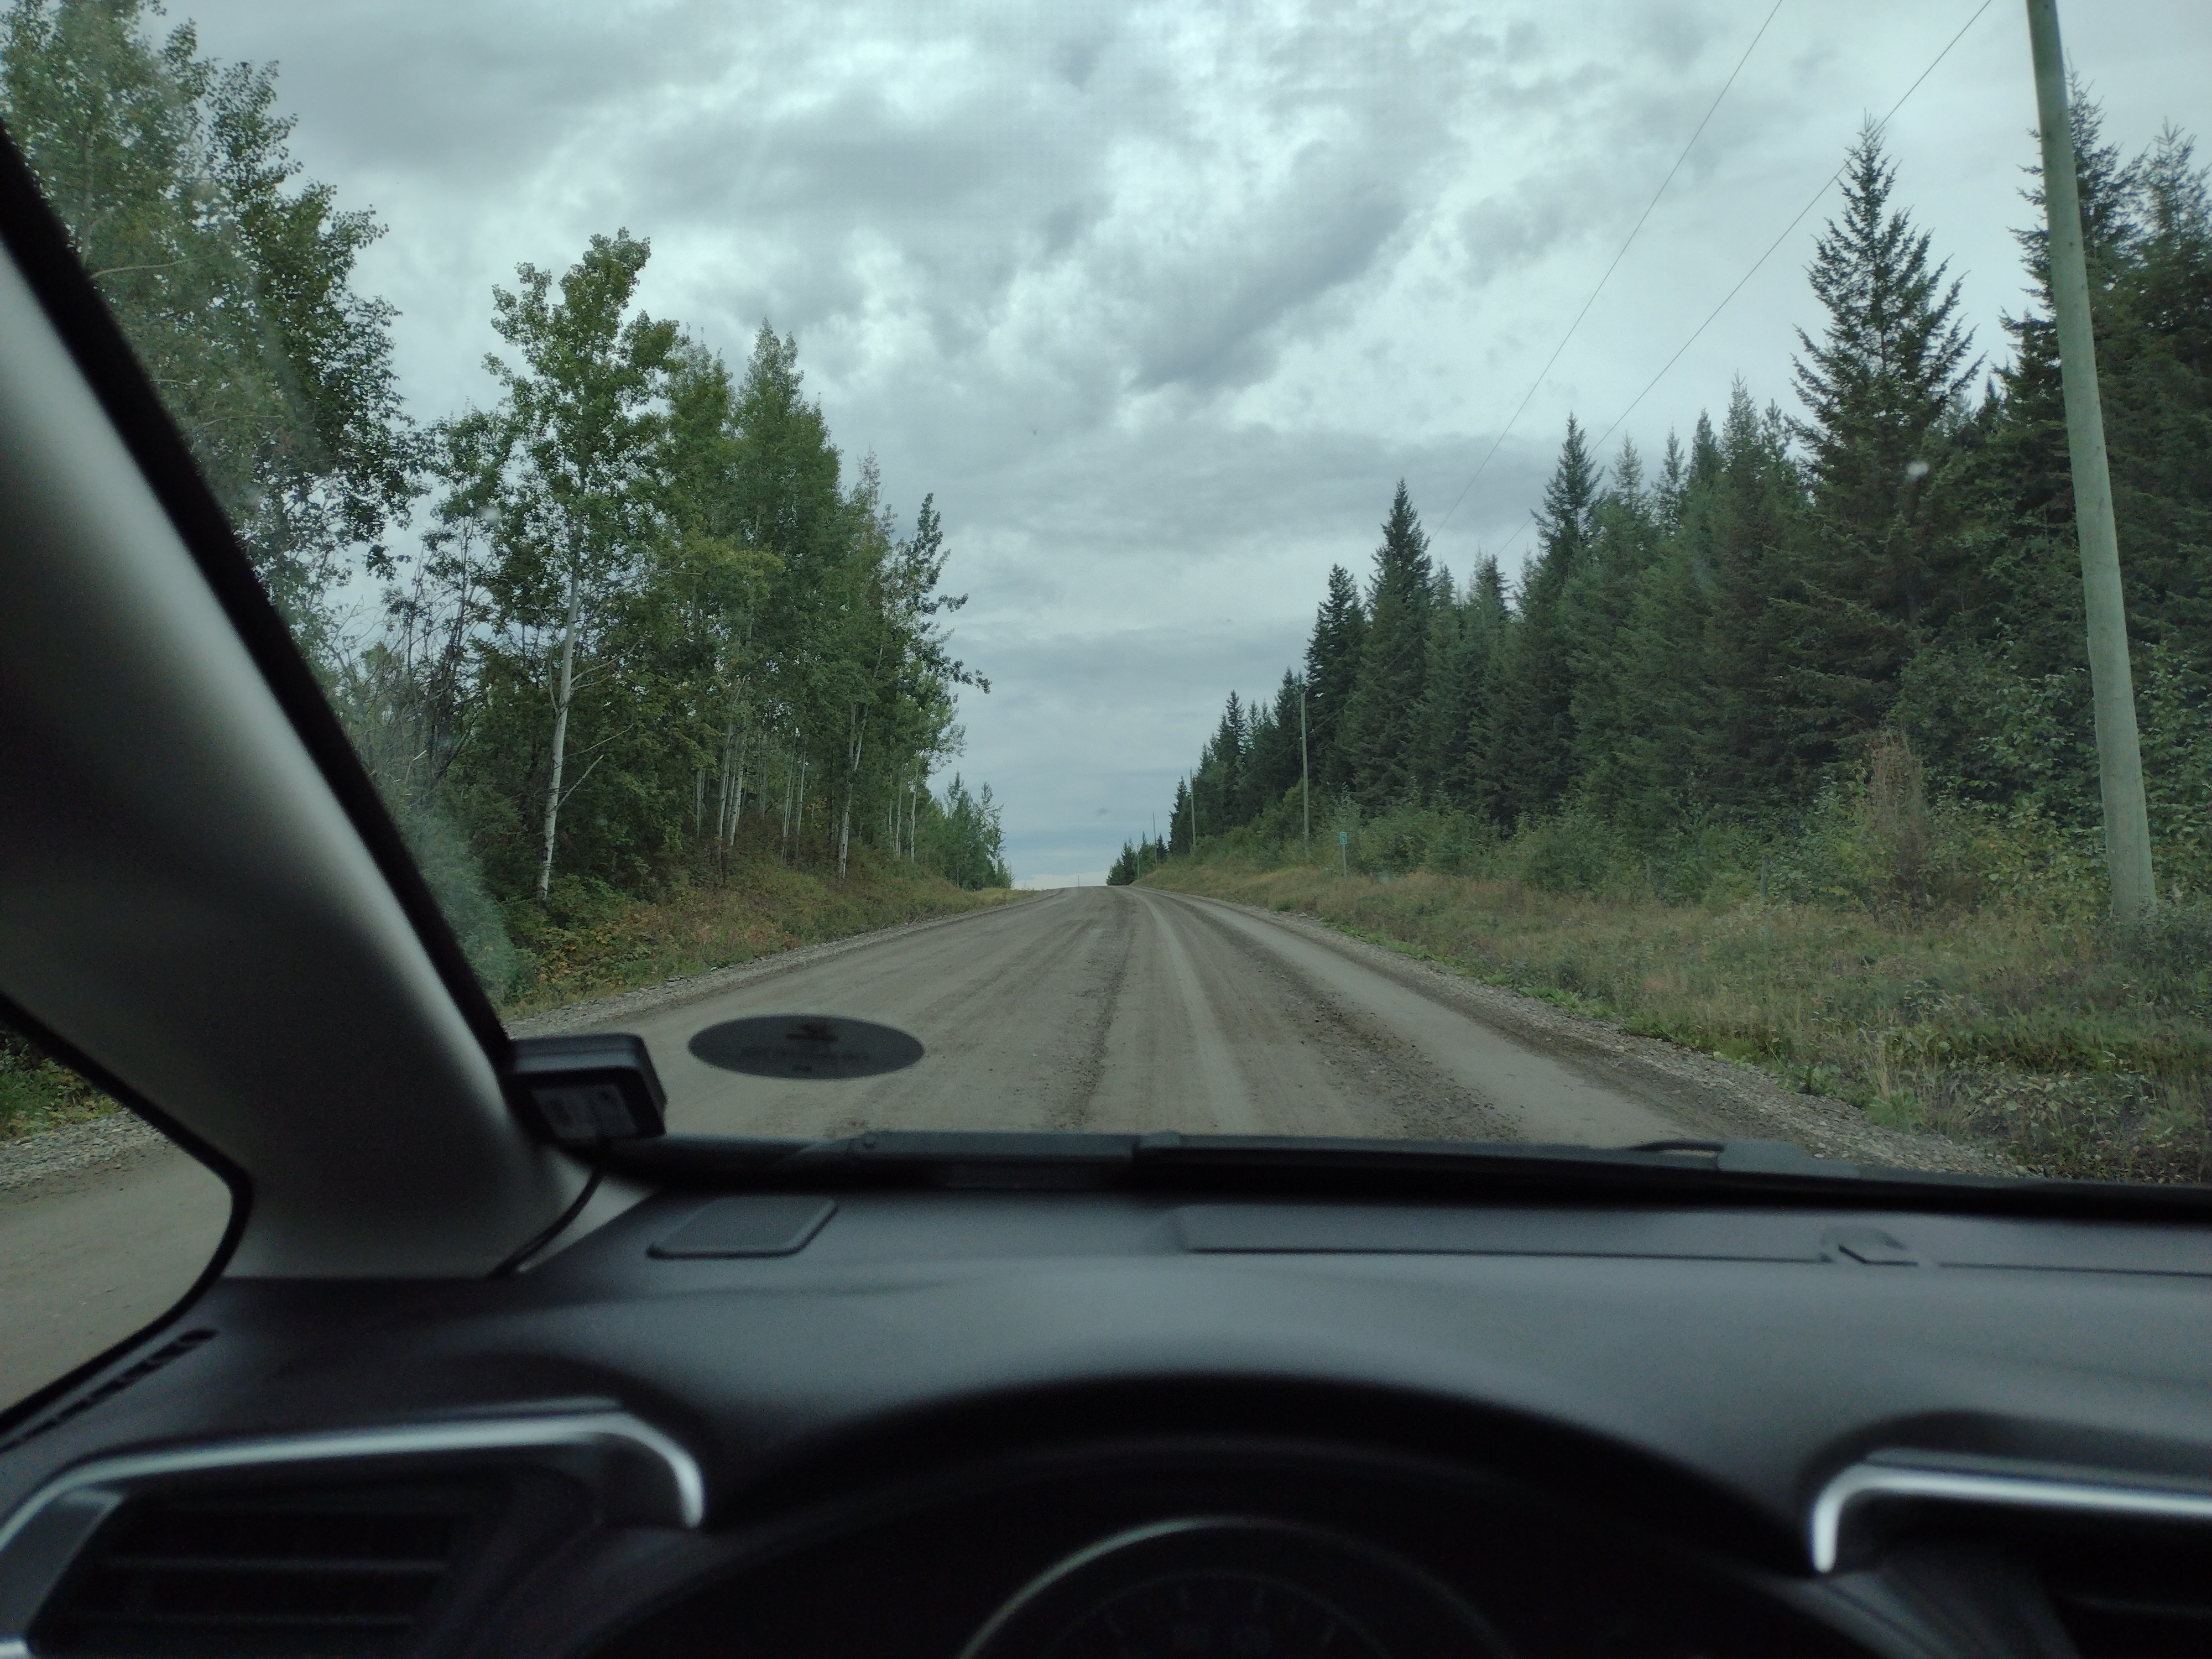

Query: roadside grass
[501,849,1025,1017]
[0,1042,117,1144]
[1141,858,2212,1183]
[1,851,1023,1142]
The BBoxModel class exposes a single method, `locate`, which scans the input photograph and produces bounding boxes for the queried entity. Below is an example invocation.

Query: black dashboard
[4,1186,2212,1658]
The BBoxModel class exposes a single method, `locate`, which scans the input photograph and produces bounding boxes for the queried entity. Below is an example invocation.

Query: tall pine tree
[1304,564,1366,796]
[1487,418,1598,823]
[1340,482,1436,808]
[1786,126,1979,755]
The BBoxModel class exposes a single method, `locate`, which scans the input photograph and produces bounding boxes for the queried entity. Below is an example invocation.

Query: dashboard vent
[32,1478,492,1657]
[2037,1526,2212,1659]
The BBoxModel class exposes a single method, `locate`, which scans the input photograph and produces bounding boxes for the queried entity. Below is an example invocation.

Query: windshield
[2,0,2208,1188]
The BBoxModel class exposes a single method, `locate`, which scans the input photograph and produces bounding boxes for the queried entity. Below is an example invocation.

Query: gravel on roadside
[0,1111,175,1199]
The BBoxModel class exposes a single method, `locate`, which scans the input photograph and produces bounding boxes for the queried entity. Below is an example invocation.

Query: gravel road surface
[603,886,1689,1144]
[4,883,1999,1408]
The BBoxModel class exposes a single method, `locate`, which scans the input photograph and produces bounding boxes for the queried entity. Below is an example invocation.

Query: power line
[1589,0,1997,454]
[1438,0,1787,531]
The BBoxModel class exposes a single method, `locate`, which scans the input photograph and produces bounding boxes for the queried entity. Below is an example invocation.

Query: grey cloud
[1128,158,1408,391]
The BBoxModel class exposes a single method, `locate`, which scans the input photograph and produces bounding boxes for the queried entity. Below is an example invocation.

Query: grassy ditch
[1142,857,2212,1183]
[0,1039,115,1145]
[1,852,1022,1143]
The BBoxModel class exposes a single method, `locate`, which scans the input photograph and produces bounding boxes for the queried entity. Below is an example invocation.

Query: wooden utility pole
[1300,686,1311,853]
[2026,0,2155,918]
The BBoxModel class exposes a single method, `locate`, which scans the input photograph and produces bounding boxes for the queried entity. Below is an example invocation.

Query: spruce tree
[1340,482,1436,808]
[1195,691,1247,832]
[1700,387,1808,808]
[1922,102,2212,827]
[1447,557,1511,812]
[1566,439,1664,815]
[1656,431,1689,535]
[1489,419,1598,822]
[1787,126,1979,753]
[1303,565,1366,795]
[1239,670,1305,821]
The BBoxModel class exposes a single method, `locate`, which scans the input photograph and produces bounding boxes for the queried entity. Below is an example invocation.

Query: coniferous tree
[1699,388,1808,808]
[1786,126,1979,755]
[1446,557,1511,811]
[1160,115,2210,896]
[1304,564,1366,797]
[1168,775,1194,856]
[1240,670,1306,822]
[1409,580,1462,805]
[1488,419,1598,823]
[1566,440,1664,815]
[1655,431,1690,535]
[1340,481,1435,808]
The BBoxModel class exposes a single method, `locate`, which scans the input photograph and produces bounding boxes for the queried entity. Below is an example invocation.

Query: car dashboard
[3,1182,2212,1659]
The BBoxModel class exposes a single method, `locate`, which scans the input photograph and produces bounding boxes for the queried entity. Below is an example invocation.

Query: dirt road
[620,886,1688,1144]
[4,884,1708,1408]
[0,1151,228,1410]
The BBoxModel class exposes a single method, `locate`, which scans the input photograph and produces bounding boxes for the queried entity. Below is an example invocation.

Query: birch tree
[474,230,677,900]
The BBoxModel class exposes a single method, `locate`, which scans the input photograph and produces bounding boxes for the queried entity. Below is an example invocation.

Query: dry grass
[503,851,1022,1016]
[1145,859,2212,1183]
[0,1050,117,1144]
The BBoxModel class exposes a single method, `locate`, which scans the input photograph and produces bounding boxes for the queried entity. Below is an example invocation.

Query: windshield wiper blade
[1124,1131,1858,1179]
[607,1128,1861,1187]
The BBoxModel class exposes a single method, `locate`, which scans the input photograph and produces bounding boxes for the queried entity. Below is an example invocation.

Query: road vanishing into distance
[1,887,1690,1406]
[632,887,1685,1145]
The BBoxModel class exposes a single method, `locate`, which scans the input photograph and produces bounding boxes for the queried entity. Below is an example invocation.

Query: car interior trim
[1808,1457,2212,1572]
[0,1408,705,1649]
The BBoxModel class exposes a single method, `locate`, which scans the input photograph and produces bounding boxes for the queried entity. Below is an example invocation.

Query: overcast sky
[178,0,2210,884]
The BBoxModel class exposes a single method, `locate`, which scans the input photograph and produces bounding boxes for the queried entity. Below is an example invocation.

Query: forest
[0,0,1014,1019]
[1128,113,2211,915]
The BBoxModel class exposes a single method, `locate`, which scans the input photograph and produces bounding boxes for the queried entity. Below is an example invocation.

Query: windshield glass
[3,0,2208,1186]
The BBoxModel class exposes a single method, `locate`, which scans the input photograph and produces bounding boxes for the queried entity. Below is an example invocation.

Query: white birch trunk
[714,719,733,843]
[839,708,866,881]
[727,728,748,848]
[534,576,585,902]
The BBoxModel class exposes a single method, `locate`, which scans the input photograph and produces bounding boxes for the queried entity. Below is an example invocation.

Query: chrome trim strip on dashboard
[0,1409,705,1652]
[1809,1460,2212,1572]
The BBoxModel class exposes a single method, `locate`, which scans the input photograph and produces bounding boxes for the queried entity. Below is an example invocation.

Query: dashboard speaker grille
[30,1479,492,1657]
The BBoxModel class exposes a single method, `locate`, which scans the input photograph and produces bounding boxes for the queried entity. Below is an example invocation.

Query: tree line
[0,0,1011,995]
[1153,113,2212,906]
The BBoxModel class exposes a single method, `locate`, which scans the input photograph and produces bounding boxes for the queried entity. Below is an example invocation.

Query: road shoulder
[1156,889,2016,1176]
[505,891,1046,1039]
